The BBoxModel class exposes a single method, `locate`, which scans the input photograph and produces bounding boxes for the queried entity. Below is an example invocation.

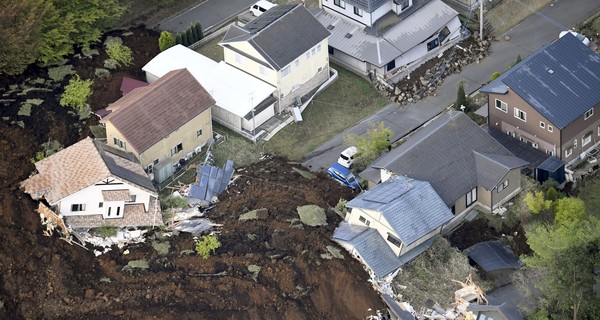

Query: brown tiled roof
[102,69,215,153]
[21,137,156,205]
[102,190,131,201]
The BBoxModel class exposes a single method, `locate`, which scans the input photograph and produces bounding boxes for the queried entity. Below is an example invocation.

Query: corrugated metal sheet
[188,161,235,202]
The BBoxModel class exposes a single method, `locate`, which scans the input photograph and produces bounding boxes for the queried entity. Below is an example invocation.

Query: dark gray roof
[481,33,600,129]
[467,303,523,320]
[333,222,402,278]
[221,5,330,70]
[346,176,452,245]
[94,141,156,193]
[344,0,388,13]
[364,111,524,206]
[486,127,556,169]
[382,294,415,320]
[465,241,523,272]
[537,156,564,172]
[474,151,528,190]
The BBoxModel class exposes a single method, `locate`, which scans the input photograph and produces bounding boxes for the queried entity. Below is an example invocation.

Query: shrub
[185,28,194,45]
[456,81,468,111]
[194,23,203,41]
[191,26,198,44]
[158,31,176,52]
[93,226,118,237]
[195,235,221,259]
[60,75,93,112]
[490,71,501,81]
[175,33,183,46]
[160,195,188,210]
[105,42,133,68]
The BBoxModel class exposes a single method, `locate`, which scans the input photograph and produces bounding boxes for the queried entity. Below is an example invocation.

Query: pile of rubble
[379,37,491,106]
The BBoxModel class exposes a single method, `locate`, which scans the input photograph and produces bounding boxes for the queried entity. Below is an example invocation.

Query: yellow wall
[223,44,277,86]
[105,109,213,170]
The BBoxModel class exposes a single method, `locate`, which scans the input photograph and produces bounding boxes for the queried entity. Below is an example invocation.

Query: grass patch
[211,123,266,167]
[195,36,223,62]
[264,64,388,160]
[577,178,600,219]
[93,226,118,237]
[486,0,552,36]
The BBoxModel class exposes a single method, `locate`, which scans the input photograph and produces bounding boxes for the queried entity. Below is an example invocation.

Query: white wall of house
[57,177,154,219]
[347,207,404,256]
[223,45,278,86]
[322,0,377,26]
[278,39,330,99]
[145,72,160,84]
[241,103,275,132]
[330,47,370,76]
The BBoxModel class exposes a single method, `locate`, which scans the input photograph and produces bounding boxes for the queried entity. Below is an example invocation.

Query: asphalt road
[159,0,257,33]
[302,0,600,173]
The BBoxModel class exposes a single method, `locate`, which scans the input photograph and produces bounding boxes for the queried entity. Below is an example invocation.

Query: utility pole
[480,0,484,41]
[250,93,256,142]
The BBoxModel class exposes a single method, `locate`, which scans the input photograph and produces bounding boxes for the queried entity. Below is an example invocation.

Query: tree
[345,121,393,170]
[490,71,501,81]
[60,75,93,111]
[195,235,221,259]
[158,31,175,52]
[106,42,133,68]
[0,0,51,75]
[185,28,194,45]
[523,191,552,214]
[194,23,203,41]
[175,33,183,45]
[190,25,198,44]
[555,197,586,228]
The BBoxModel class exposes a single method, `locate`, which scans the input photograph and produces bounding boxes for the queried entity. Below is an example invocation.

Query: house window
[574,139,577,148]
[334,0,345,8]
[171,143,183,156]
[259,65,269,76]
[438,26,450,43]
[116,206,121,216]
[387,234,402,248]
[129,195,136,202]
[495,99,507,113]
[71,204,85,212]
[565,148,573,157]
[99,202,103,208]
[281,65,291,77]
[311,48,316,56]
[497,180,509,193]
[306,51,311,60]
[598,126,600,136]
[466,187,477,206]
[197,129,203,137]
[318,67,323,73]
[540,121,545,129]
[386,60,396,72]
[108,207,111,217]
[398,0,410,11]
[358,215,370,226]
[585,108,594,120]
[147,164,153,174]
[235,53,244,65]
[426,38,439,51]
[582,133,592,146]
[113,137,126,149]
[514,107,526,122]
[353,6,362,16]
[548,125,553,133]
[317,44,322,52]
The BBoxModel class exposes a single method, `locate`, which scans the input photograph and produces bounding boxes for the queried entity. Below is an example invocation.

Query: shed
[536,156,566,184]
[465,241,523,272]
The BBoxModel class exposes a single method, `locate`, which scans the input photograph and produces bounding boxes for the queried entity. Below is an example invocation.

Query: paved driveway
[159,0,257,33]
[302,0,600,172]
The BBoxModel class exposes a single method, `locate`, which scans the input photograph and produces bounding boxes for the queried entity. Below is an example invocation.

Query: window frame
[71,204,86,212]
[171,143,183,156]
[514,107,527,122]
[495,99,508,113]
[582,133,592,147]
[497,180,509,193]
[281,65,291,78]
[548,125,553,133]
[334,0,345,9]
[466,187,477,207]
[539,121,545,129]
[565,148,573,157]
[585,108,594,120]
[353,6,362,16]
[386,233,402,248]
[113,137,126,149]
[197,129,203,137]
[358,215,370,226]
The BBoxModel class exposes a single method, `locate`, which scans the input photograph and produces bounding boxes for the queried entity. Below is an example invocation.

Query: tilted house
[142,45,276,141]
[334,176,453,278]
[21,137,162,229]
[360,111,527,221]
[481,33,600,166]
[219,4,331,113]
[312,0,462,78]
[100,69,215,183]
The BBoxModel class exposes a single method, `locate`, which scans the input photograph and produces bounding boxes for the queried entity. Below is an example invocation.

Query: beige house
[21,137,162,229]
[219,4,331,113]
[333,176,454,278]
[482,33,600,166]
[360,111,527,223]
[100,69,215,183]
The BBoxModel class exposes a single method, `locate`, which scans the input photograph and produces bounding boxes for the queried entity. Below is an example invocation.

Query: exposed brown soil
[0,26,387,319]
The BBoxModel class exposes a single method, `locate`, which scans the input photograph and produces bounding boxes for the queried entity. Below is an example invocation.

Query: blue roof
[189,160,234,202]
[537,156,564,172]
[346,176,452,245]
[481,33,600,129]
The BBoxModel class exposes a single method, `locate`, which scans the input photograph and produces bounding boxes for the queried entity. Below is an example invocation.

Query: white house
[143,45,276,141]
[333,175,453,278]
[21,137,162,229]
[312,0,462,78]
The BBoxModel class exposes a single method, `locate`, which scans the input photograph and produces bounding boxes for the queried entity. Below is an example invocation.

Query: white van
[250,0,277,17]
[338,146,358,168]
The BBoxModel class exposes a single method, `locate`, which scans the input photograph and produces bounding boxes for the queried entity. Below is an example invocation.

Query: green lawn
[578,178,600,219]
[263,64,388,160]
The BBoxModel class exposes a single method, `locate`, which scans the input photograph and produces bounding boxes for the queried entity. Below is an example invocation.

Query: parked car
[338,146,358,168]
[250,0,277,17]
[327,163,360,189]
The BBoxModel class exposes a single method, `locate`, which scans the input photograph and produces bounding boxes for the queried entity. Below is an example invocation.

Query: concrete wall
[58,177,154,218]
[242,104,275,131]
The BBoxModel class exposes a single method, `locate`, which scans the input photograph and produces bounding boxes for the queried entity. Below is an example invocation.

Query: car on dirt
[337,146,358,168]
[327,163,360,189]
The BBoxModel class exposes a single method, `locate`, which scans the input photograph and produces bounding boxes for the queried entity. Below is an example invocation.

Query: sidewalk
[302,0,600,172]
